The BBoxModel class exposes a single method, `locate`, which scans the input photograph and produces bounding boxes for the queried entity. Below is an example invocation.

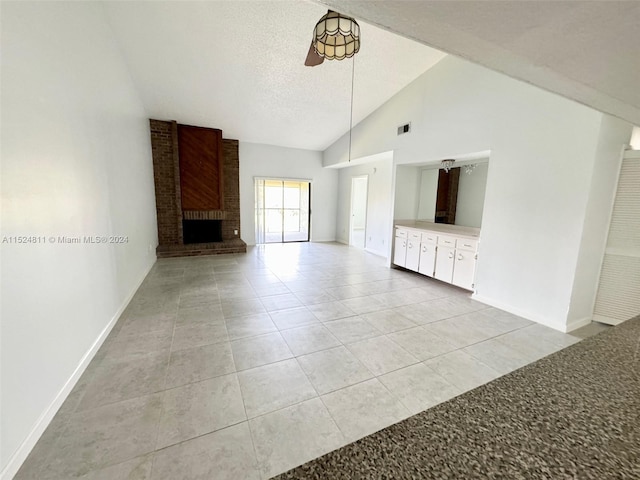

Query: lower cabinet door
[418,242,436,277]
[405,239,420,271]
[434,246,455,283]
[452,249,477,290]
[393,238,407,267]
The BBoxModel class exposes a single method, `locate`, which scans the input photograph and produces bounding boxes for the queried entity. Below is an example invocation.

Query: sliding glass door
[255,179,310,244]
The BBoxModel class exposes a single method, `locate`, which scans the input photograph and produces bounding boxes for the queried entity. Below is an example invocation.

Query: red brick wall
[150,119,182,246]
[222,139,241,240]
[150,120,242,246]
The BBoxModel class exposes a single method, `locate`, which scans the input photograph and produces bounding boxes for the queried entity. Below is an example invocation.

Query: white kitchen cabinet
[434,245,455,282]
[405,238,421,271]
[392,223,479,291]
[393,235,408,267]
[418,242,436,277]
[452,247,477,290]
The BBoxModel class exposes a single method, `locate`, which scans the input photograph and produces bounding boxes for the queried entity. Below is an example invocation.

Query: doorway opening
[350,175,368,248]
[255,178,311,244]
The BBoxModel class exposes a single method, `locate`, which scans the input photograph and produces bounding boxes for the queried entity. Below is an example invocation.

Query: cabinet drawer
[408,232,422,242]
[456,238,478,251]
[438,235,456,247]
[395,229,408,239]
[421,232,437,244]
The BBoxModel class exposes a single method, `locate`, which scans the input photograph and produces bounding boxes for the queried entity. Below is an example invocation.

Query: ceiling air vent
[397,123,411,135]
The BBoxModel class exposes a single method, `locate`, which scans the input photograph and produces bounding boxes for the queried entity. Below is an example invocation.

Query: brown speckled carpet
[274,317,640,479]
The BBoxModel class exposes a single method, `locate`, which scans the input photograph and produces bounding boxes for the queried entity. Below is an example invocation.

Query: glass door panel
[255,179,310,244]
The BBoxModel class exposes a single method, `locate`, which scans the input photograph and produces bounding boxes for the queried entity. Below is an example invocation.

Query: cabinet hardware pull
[448,252,453,259]
[458,254,463,260]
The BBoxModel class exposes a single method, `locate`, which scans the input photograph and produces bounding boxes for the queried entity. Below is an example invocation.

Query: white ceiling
[103,1,446,151]
[317,0,640,127]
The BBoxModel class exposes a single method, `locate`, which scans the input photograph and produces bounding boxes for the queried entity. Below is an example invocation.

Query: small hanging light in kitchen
[441,159,455,173]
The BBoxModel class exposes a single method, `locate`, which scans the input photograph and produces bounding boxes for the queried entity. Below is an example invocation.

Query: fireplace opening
[182,220,223,244]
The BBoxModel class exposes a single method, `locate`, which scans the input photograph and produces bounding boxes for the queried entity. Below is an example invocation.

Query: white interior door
[350,176,368,248]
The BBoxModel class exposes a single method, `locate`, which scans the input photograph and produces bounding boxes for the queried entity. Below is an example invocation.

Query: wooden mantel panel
[178,124,224,211]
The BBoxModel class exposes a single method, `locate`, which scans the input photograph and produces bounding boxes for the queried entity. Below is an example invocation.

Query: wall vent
[397,123,411,135]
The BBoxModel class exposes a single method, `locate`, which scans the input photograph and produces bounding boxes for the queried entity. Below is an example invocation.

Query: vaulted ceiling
[318,0,640,127]
[103,1,446,151]
[104,1,639,152]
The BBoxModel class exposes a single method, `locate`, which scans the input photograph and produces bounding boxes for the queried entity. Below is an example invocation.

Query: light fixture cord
[348,55,355,163]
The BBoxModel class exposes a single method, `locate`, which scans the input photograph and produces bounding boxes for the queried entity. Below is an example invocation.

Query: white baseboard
[1,258,155,480]
[592,314,625,326]
[471,294,571,332]
[564,316,593,333]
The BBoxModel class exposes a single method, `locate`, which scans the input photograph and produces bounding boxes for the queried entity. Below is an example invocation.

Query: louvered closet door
[593,151,640,325]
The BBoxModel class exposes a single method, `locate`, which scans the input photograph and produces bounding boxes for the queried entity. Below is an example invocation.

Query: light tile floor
[15,242,606,480]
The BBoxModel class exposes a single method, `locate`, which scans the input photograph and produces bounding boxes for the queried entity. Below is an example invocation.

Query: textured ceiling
[103,1,446,151]
[317,0,640,127]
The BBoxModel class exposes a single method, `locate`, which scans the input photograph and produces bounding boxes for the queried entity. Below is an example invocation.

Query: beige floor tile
[425,349,502,390]
[362,309,417,334]
[237,359,317,418]
[77,454,153,480]
[269,306,320,330]
[321,379,410,443]
[231,332,293,371]
[340,295,388,315]
[78,353,169,411]
[387,326,459,361]
[347,336,419,376]
[297,346,373,395]
[165,342,235,389]
[260,293,303,312]
[308,301,357,322]
[379,363,462,415]
[324,316,382,344]
[171,321,229,351]
[48,394,164,478]
[156,374,246,449]
[461,338,535,376]
[280,324,341,356]
[225,313,277,340]
[249,398,345,478]
[221,297,265,318]
[150,423,259,480]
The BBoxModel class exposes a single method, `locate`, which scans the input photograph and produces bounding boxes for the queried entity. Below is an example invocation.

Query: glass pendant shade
[441,159,455,173]
[313,11,360,60]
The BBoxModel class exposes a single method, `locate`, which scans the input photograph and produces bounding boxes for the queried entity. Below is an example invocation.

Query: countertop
[394,220,481,239]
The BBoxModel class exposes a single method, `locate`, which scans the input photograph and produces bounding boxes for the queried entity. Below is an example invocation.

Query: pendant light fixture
[305,11,360,66]
[304,10,361,164]
[441,159,455,173]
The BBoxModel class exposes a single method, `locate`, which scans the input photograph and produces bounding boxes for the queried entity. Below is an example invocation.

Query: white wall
[336,157,394,257]
[417,169,439,221]
[456,163,489,228]
[324,55,632,331]
[238,142,337,245]
[393,165,421,220]
[1,3,157,477]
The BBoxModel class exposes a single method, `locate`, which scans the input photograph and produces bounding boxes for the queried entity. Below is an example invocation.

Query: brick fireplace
[150,119,247,257]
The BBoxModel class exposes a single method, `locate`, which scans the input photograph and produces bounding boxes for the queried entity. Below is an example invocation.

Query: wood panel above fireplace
[178,124,224,211]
